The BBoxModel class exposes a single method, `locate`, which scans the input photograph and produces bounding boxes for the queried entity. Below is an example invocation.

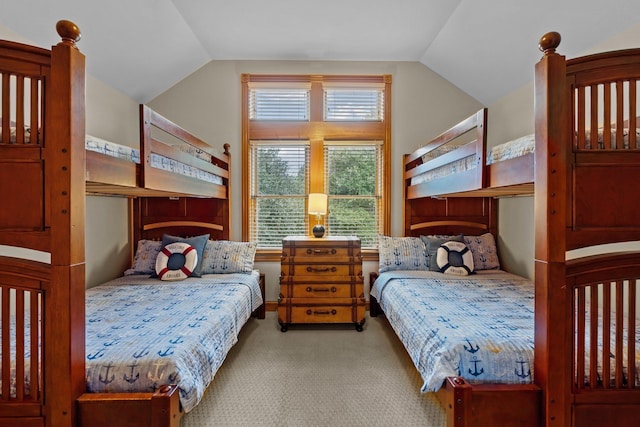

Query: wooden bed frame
[375,32,640,427]
[0,21,263,427]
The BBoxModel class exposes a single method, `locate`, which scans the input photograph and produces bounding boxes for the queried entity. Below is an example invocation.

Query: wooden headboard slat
[143,221,223,232]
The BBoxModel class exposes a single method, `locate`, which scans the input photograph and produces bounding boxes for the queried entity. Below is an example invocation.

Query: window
[242,74,391,255]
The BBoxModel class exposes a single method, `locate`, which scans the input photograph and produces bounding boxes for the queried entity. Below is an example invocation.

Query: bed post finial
[538,32,561,56]
[223,143,230,155]
[56,20,82,48]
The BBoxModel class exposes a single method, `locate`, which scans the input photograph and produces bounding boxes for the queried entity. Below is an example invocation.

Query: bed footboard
[76,384,182,427]
[436,377,541,427]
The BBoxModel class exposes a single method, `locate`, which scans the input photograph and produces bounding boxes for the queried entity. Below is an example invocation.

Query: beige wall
[84,76,139,287]
[148,60,482,301]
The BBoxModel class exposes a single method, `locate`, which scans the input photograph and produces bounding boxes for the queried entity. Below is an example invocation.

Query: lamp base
[312,224,325,238]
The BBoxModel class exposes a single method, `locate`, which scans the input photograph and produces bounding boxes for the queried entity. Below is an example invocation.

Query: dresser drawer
[278,298,366,325]
[281,260,362,278]
[282,246,357,260]
[282,236,361,257]
[280,281,364,298]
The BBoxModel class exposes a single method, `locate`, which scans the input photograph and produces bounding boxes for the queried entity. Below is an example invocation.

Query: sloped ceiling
[1,0,639,104]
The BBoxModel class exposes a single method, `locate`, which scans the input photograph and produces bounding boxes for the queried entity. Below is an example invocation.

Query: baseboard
[266,301,278,311]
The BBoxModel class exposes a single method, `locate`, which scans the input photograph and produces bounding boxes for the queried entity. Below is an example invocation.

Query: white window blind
[249,141,310,248]
[324,142,383,247]
[249,88,309,121]
[324,87,384,121]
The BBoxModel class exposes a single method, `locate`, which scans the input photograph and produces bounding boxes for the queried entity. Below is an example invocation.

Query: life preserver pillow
[436,241,474,276]
[155,242,198,281]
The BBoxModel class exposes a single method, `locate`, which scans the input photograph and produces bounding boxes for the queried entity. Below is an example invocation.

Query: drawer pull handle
[306,266,337,273]
[306,309,337,316]
[305,286,337,293]
[307,248,337,255]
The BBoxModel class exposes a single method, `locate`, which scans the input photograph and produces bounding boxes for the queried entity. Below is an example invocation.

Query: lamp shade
[308,193,328,216]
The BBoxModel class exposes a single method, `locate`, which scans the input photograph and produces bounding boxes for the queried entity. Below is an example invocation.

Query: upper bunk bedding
[85,134,224,186]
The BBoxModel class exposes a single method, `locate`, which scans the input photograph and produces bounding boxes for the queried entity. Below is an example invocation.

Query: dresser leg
[280,323,289,332]
[355,322,364,332]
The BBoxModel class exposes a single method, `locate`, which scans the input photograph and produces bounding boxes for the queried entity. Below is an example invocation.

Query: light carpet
[181,312,445,427]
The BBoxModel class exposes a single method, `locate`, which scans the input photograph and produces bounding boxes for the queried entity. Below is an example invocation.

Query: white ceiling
[2,0,640,104]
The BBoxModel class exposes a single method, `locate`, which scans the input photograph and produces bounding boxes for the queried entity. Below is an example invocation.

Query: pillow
[160,233,209,277]
[464,233,500,270]
[420,234,465,271]
[436,241,474,276]
[125,239,162,275]
[378,235,428,273]
[155,242,199,281]
[201,240,257,274]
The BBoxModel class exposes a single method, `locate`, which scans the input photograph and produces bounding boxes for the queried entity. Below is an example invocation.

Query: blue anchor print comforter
[85,271,263,413]
[371,270,535,392]
[371,270,640,391]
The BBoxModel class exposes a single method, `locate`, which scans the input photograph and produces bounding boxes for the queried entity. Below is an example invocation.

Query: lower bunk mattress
[370,269,640,392]
[84,271,263,412]
[0,271,262,411]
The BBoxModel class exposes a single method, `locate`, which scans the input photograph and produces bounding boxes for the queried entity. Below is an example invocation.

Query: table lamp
[308,193,328,238]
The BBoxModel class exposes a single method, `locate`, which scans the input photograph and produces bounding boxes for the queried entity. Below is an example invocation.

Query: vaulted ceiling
[2,0,639,104]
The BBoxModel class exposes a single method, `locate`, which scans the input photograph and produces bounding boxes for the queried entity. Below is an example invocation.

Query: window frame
[242,74,391,261]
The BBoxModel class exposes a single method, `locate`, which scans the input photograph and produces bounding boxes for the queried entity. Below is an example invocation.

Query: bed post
[534,32,571,427]
[45,20,86,427]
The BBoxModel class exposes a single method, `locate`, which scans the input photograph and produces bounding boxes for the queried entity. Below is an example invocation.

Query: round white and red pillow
[155,242,198,281]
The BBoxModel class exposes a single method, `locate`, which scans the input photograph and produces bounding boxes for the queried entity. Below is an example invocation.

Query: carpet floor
[181,312,445,427]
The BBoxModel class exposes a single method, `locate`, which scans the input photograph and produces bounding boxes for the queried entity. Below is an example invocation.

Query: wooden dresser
[278,236,365,332]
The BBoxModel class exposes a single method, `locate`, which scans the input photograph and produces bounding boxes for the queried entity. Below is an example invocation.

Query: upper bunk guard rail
[0,37,51,252]
[404,108,486,199]
[85,104,231,198]
[139,104,229,199]
[567,48,640,153]
[563,46,640,250]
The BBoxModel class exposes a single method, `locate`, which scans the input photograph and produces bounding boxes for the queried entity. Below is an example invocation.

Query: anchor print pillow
[201,240,257,274]
[463,233,500,270]
[378,235,428,273]
[124,239,163,275]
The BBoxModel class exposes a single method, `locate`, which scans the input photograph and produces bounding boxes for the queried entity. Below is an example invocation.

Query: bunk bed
[0,21,264,427]
[86,103,230,199]
[404,107,535,200]
[372,32,640,427]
